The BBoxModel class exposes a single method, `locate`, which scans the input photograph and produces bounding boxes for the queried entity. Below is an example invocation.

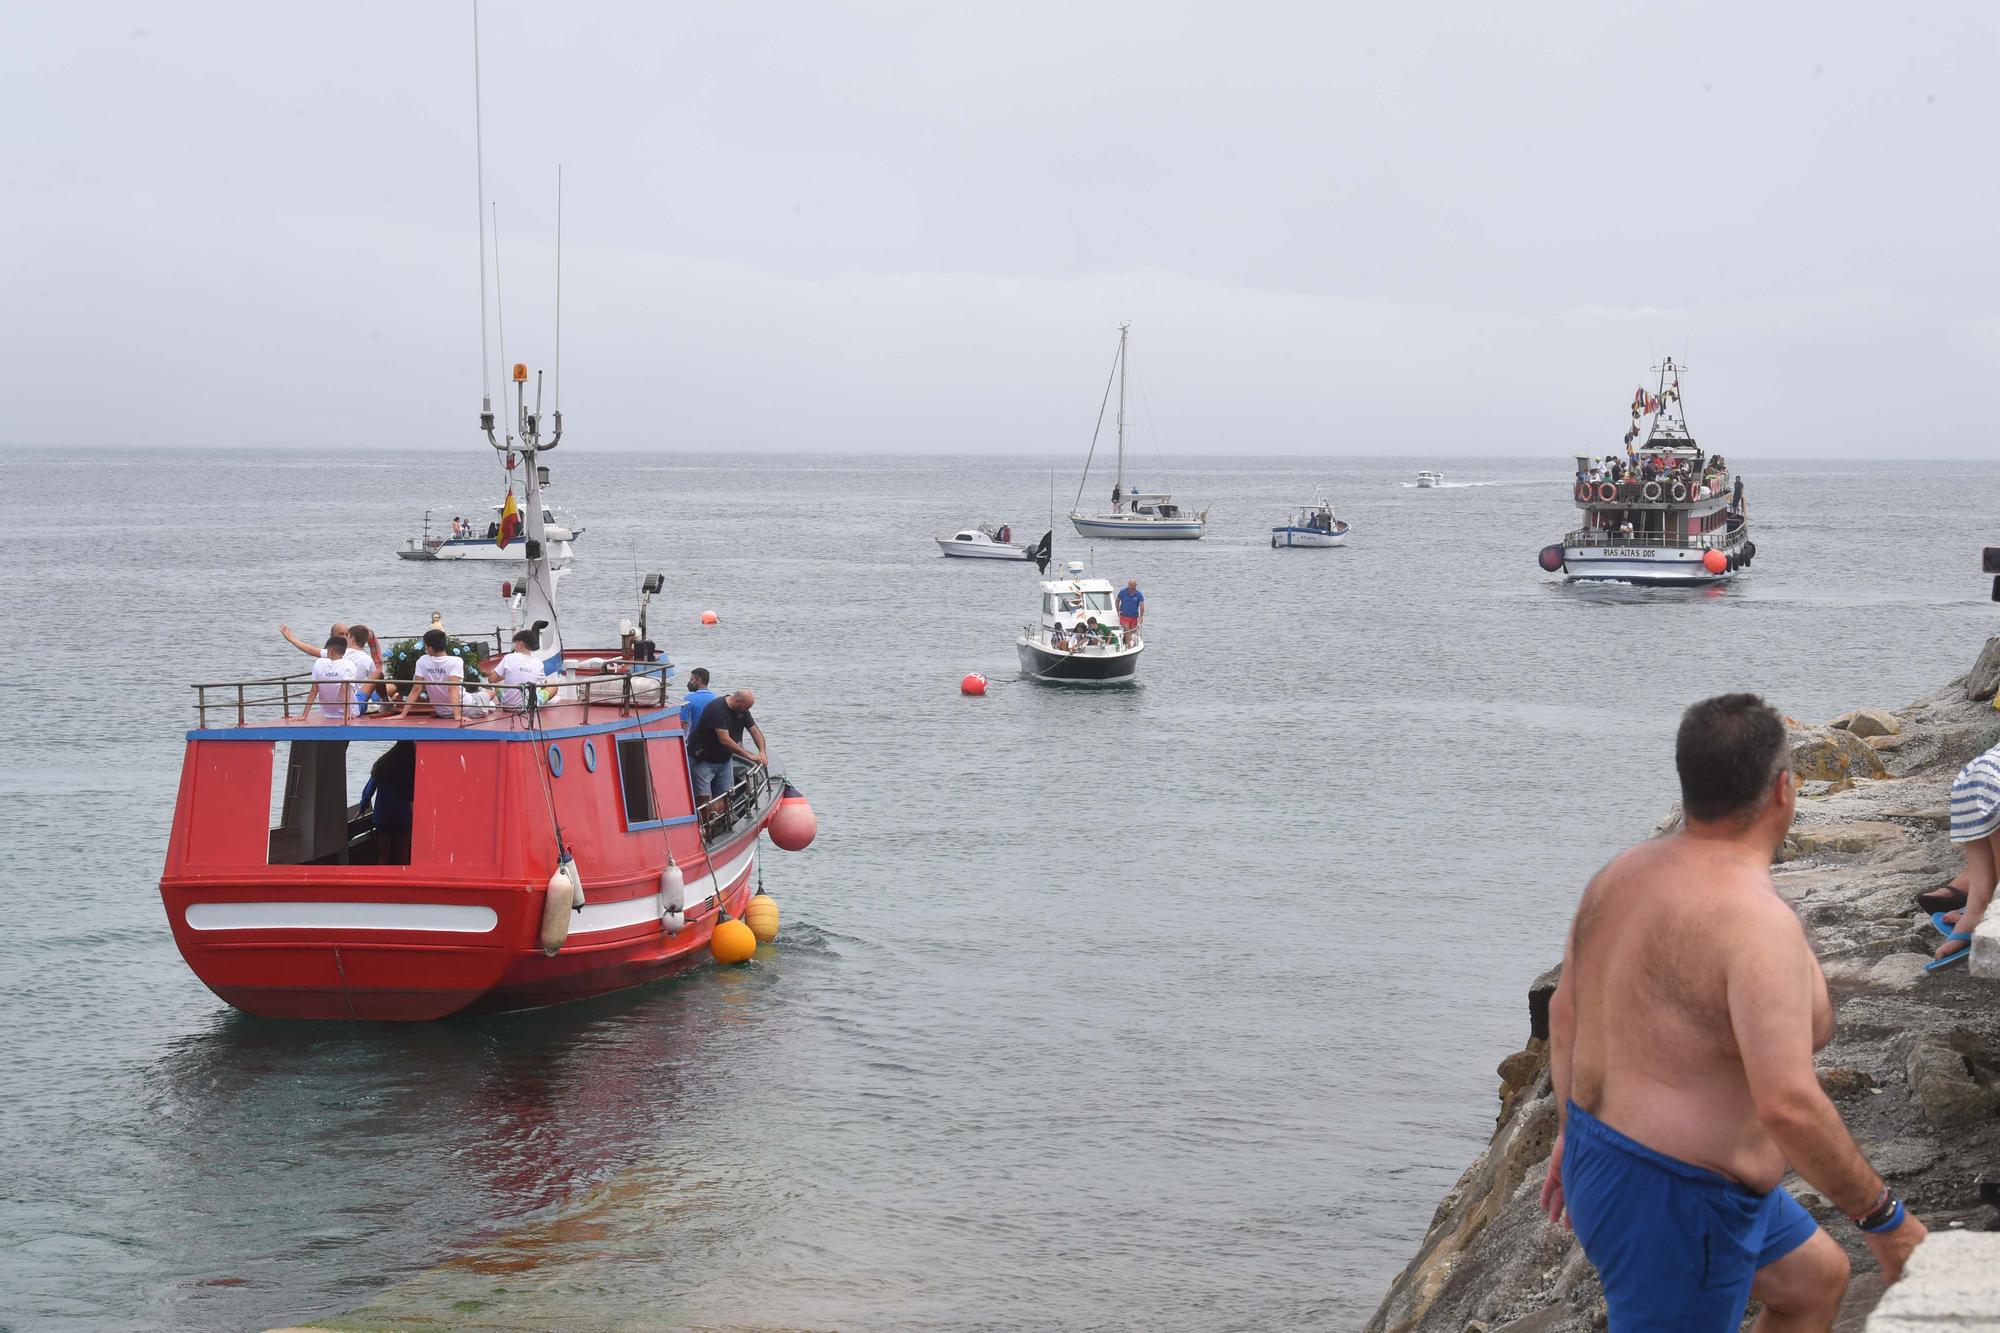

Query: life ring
[1574,481,1593,502]
[1595,482,1618,502]
[1641,481,1662,502]
[1669,481,1687,502]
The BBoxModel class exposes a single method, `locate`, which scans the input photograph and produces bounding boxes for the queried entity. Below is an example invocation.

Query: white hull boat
[1068,324,1206,541]
[1271,493,1348,548]
[1415,470,1444,488]
[937,524,1036,560]
[1539,358,1756,587]
[399,504,581,563]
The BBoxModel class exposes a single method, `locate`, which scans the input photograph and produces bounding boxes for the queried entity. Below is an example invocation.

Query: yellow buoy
[710,916,757,965]
[744,893,780,942]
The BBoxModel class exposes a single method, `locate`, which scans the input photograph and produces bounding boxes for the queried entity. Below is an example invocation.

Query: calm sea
[2,450,1992,1331]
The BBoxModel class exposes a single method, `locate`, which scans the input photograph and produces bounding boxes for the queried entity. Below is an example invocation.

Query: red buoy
[961,672,987,696]
[500,581,514,599]
[767,785,817,851]
[1702,549,1728,574]
[1537,544,1565,573]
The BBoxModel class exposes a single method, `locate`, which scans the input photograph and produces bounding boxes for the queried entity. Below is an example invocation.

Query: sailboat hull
[1070,515,1204,541]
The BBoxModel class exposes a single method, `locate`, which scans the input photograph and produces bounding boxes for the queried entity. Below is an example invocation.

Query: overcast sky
[4,2,1995,456]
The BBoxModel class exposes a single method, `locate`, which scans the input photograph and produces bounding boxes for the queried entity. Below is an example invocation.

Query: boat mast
[1115,322,1129,509]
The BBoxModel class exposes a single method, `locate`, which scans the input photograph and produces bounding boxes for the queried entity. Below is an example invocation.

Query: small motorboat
[398,502,583,562]
[1414,470,1444,489]
[1017,559,1143,683]
[937,523,1036,560]
[1272,493,1349,548]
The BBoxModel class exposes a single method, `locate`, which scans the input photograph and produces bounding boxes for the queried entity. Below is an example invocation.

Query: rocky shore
[1366,638,2000,1333]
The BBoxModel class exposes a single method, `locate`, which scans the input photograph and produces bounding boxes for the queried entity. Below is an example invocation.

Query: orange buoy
[767,785,817,851]
[710,916,756,964]
[1702,549,1728,574]
[699,610,719,625]
[744,894,780,942]
[961,672,987,695]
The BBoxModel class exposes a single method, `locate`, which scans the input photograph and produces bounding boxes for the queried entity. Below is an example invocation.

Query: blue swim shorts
[1563,1101,1819,1332]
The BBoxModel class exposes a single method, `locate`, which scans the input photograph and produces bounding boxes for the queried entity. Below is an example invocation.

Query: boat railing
[702,762,781,845]
[1562,529,1745,552]
[191,657,679,730]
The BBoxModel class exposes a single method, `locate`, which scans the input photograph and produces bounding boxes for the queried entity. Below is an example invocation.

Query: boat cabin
[164,657,762,889]
[1119,491,1188,519]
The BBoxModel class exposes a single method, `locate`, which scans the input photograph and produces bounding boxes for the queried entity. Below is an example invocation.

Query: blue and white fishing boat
[1271,492,1349,548]
[1069,324,1207,541]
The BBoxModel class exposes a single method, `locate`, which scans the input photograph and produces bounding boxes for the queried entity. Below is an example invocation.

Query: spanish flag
[497,488,522,549]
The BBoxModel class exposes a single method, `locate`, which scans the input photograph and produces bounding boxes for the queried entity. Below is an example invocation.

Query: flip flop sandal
[1931,911,1965,936]
[1926,930,1974,972]
[1916,883,1969,913]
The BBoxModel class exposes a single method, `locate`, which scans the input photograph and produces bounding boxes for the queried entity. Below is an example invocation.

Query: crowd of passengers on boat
[1575,450,1735,503]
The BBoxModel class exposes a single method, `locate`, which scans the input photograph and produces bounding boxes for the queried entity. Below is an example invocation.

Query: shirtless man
[1540,694,1925,1331]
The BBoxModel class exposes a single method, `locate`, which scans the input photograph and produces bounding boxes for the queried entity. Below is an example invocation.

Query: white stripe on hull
[1271,528,1346,548]
[1563,549,1739,585]
[569,844,758,936]
[185,902,501,933]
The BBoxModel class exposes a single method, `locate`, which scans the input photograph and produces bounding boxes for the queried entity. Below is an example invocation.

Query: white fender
[660,860,686,935]
[540,862,577,956]
[561,852,585,907]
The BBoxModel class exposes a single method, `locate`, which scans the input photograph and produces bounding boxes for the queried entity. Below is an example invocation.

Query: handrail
[1563,529,1746,551]
[192,658,678,729]
[703,763,781,845]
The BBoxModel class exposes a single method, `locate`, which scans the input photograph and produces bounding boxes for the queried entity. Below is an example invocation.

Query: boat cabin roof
[1038,576,1115,595]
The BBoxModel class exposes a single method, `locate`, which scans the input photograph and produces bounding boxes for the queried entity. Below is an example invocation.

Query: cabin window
[956,533,973,542]
[268,738,412,868]
[616,735,657,825]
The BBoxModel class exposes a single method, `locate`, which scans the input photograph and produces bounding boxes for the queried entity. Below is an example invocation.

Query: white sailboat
[1069,324,1206,541]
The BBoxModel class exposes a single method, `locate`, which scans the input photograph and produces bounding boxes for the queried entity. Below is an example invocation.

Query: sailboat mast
[1115,322,1128,505]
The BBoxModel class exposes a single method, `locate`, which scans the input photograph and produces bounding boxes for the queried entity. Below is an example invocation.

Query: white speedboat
[1271,493,1349,548]
[937,523,1037,560]
[398,502,582,562]
[1017,560,1142,683]
[1538,358,1755,586]
[1069,324,1206,541]
[1414,470,1444,489]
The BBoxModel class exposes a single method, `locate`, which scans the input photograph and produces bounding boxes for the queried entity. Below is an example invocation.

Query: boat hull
[161,824,766,1021]
[1070,515,1204,541]
[935,539,1033,560]
[1016,639,1142,682]
[1271,527,1346,548]
[1561,545,1746,586]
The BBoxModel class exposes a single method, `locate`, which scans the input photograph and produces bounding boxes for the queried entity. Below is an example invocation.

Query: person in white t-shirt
[494,630,548,712]
[400,628,464,719]
[303,632,357,721]
[342,623,380,716]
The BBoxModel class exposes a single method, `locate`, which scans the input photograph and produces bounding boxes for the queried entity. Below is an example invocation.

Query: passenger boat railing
[703,762,782,845]
[1562,529,1747,551]
[192,657,678,730]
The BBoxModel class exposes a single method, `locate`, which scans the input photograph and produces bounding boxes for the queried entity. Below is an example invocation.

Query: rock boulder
[1962,635,2000,703]
[1791,726,1890,782]
[1832,708,1903,738]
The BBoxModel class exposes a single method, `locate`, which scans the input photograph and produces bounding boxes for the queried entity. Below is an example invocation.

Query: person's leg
[1939,834,1996,962]
[1748,1226,1847,1331]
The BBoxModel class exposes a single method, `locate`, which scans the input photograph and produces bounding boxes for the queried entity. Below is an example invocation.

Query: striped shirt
[1949,743,2000,844]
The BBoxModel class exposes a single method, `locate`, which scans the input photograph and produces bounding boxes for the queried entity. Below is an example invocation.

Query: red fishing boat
[159,363,815,1019]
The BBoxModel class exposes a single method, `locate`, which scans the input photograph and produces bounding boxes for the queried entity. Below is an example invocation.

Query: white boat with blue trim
[1069,323,1206,541]
[1271,493,1349,548]
[398,501,582,562]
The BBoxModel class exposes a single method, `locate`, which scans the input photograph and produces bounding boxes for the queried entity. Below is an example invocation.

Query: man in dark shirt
[689,688,767,825]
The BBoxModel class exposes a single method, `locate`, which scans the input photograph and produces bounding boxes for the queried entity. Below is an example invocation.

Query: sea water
[1,451,1991,1330]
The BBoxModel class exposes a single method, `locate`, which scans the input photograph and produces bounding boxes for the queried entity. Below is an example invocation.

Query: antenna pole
[492,202,512,446]
[1115,323,1128,506]
[553,164,562,414]
[471,1,492,422]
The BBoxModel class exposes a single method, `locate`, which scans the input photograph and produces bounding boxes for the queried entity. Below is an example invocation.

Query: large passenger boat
[159,367,810,1020]
[1538,358,1756,586]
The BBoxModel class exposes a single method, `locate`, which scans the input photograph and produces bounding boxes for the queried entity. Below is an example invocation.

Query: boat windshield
[1044,590,1114,613]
